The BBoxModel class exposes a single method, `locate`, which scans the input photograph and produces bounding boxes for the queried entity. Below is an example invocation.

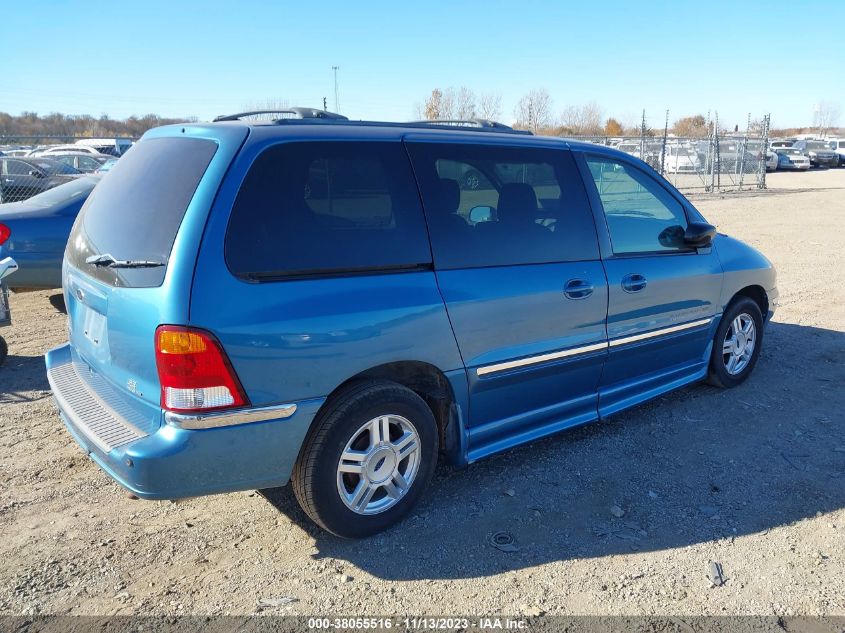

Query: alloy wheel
[336,414,421,515]
[722,313,756,375]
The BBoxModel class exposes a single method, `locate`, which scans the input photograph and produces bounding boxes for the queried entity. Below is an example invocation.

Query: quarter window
[585,157,689,254]
[226,142,431,278]
[407,144,598,268]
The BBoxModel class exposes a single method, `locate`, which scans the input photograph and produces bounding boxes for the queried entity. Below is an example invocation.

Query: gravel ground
[0,169,843,618]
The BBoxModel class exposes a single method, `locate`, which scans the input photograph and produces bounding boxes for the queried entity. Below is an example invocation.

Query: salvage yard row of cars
[599,135,844,176]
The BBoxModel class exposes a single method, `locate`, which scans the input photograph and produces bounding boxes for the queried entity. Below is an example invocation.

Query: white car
[663,144,702,173]
[765,150,778,172]
[825,139,844,167]
[73,137,133,157]
[30,144,105,157]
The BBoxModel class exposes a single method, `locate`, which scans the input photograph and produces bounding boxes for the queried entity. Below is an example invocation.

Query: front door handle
[564,279,594,300]
[621,273,648,293]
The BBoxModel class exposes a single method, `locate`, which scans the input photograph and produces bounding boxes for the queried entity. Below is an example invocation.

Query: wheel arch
[731,284,769,319]
[319,360,466,465]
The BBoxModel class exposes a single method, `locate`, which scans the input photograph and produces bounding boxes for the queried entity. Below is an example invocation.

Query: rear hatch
[62,125,248,432]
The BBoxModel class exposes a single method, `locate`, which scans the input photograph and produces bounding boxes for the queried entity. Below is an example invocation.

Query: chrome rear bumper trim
[164,403,298,430]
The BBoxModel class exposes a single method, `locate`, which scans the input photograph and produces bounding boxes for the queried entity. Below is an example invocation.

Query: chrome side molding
[476,317,714,377]
[477,341,608,376]
[608,317,713,348]
[165,403,298,430]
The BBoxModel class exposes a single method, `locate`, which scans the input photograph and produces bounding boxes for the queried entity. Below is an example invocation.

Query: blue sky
[2,0,843,129]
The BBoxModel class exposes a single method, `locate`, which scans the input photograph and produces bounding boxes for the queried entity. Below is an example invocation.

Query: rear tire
[292,380,438,538]
[707,297,764,389]
[0,336,7,366]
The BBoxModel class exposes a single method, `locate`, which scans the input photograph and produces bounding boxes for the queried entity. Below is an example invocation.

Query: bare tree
[560,101,604,135]
[424,89,444,120]
[456,87,476,119]
[440,88,456,120]
[514,89,553,132]
[813,101,841,136]
[478,92,502,120]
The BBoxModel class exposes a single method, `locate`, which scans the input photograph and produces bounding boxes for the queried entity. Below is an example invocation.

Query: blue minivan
[46,109,777,537]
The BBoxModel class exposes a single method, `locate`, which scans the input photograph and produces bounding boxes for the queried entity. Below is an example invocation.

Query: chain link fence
[1,116,771,203]
[568,114,772,193]
[0,136,134,204]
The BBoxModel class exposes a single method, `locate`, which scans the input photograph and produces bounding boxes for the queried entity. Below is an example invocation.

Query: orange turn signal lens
[157,329,208,354]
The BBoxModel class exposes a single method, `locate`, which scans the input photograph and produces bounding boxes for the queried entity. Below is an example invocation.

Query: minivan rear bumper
[46,343,323,499]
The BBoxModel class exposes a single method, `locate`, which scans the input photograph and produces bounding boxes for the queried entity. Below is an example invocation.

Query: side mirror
[28,170,45,178]
[469,205,494,224]
[684,221,717,248]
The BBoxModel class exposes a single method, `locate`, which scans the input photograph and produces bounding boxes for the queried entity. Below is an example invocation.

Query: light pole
[332,66,340,113]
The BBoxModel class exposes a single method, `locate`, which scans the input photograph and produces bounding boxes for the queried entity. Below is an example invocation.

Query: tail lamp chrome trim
[476,317,714,377]
[164,403,298,430]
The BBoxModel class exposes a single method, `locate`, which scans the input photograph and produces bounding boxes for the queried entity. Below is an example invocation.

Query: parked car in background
[769,139,796,149]
[74,138,133,157]
[30,144,106,157]
[792,140,837,167]
[0,157,81,203]
[825,139,845,166]
[51,153,113,174]
[0,176,100,290]
[663,144,702,174]
[774,148,811,170]
[46,111,777,538]
[95,158,119,173]
[765,150,778,172]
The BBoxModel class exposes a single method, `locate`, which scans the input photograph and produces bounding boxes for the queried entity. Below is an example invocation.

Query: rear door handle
[564,279,594,300]
[621,273,647,293]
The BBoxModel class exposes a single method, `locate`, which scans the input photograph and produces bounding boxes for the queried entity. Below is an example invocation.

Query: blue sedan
[0,175,99,289]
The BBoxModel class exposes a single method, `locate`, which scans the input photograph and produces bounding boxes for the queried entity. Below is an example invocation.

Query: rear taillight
[0,224,10,246]
[155,325,248,412]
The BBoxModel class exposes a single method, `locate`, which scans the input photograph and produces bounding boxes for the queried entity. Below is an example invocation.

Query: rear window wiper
[85,253,165,269]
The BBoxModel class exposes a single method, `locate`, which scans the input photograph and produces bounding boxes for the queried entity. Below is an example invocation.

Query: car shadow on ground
[228,321,842,579]
[48,292,66,314]
[0,354,51,403]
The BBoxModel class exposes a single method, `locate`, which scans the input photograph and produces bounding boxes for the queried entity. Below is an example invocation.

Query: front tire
[707,297,764,388]
[292,380,438,538]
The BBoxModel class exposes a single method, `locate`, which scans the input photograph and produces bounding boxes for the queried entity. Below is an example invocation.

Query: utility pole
[332,66,340,113]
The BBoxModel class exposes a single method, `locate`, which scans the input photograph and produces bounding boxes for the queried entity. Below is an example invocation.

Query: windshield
[66,136,217,288]
[22,176,99,207]
[807,142,827,150]
[776,149,803,156]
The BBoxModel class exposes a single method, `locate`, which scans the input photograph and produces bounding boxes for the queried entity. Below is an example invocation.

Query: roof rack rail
[409,119,532,135]
[213,107,348,122]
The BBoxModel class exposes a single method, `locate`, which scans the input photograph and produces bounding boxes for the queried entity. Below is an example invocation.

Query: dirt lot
[0,169,843,618]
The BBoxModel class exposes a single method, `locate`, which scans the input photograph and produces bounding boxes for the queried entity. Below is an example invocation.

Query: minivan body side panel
[438,263,609,463]
[405,141,609,463]
[189,131,465,408]
[712,234,778,321]
[573,149,724,418]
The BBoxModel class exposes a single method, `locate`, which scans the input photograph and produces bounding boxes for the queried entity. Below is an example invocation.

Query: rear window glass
[66,137,217,288]
[225,141,431,279]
